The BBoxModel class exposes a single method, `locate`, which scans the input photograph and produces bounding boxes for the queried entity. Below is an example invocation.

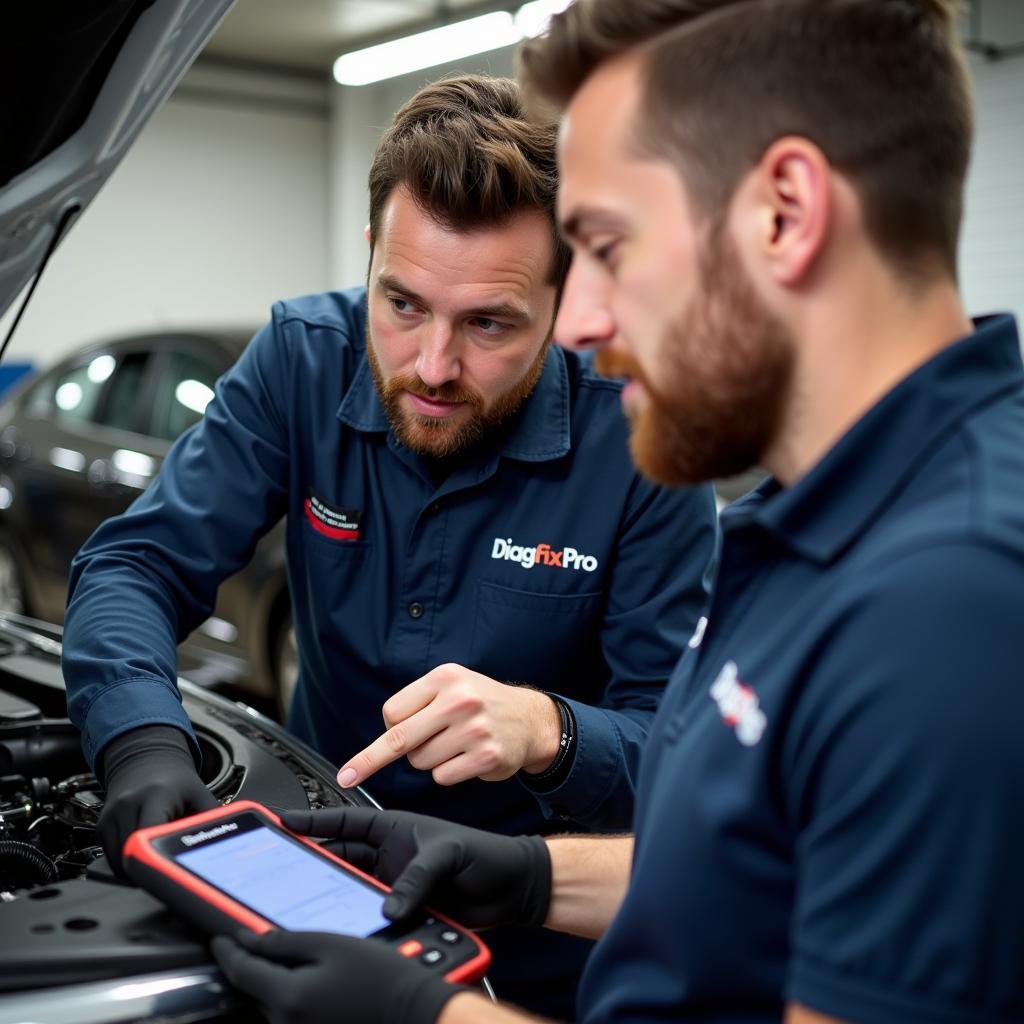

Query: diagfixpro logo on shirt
[491,536,599,572]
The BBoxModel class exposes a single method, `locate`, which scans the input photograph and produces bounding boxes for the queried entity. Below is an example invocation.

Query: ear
[749,137,830,286]
[363,222,372,243]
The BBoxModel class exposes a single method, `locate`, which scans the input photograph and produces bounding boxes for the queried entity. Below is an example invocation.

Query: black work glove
[97,724,218,875]
[281,807,551,930]
[211,929,462,1024]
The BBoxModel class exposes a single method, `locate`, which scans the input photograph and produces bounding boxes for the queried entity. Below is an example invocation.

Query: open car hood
[0,0,235,321]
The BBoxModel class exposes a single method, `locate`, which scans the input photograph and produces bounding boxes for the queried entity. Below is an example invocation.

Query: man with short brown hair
[62,73,717,1018]
[212,2,1024,1022]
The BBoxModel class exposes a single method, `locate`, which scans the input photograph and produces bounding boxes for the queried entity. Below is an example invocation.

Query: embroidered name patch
[304,494,362,541]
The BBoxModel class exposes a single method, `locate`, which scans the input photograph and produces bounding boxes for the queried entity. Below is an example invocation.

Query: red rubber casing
[122,799,491,984]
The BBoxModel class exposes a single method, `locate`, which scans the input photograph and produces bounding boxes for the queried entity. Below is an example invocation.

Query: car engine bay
[0,615,372,1020]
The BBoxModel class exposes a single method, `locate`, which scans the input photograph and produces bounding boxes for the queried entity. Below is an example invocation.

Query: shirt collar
[338,339,572,463]
[722,315,1023,563]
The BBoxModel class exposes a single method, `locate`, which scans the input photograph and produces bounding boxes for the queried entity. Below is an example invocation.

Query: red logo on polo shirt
[709,661,767,747]
[304,494,362,541]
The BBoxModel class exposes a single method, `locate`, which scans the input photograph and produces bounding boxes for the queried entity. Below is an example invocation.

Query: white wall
[329,47,516,288]
[0,62,332,368]
[961,5,1024,322]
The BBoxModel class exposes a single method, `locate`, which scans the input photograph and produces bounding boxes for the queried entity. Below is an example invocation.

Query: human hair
[519,0,973,284]
[367,74,570,289]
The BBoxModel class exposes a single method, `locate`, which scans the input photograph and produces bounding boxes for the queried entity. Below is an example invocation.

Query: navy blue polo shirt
[580,315,1024,1023]
[62,287,717,1019]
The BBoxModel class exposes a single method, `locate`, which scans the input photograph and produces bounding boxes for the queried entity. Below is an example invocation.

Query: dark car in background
[0,329,298,716]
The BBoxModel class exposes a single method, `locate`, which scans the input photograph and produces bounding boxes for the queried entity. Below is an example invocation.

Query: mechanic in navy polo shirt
[209,2,1024,1023]
[61,74,717,1018]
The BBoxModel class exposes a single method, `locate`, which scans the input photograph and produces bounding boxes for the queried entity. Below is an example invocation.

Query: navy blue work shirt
[64,286,716,828]
[580,315,1024,1023]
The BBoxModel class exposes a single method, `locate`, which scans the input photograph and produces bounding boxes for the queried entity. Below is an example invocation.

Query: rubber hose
[0,840,58,885]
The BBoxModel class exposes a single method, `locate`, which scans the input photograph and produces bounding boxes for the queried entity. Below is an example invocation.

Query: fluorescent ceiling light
[334,12,519,87]
[334,1,575,87]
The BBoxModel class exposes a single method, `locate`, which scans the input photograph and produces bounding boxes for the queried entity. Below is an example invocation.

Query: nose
[554,259,616,352]
[416,322,461,388]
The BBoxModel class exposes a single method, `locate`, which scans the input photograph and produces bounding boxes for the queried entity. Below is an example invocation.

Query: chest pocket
[470,579,605,697]
[302,522,374,607]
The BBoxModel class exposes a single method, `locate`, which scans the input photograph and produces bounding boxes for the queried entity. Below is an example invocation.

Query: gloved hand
[280,807,551,930]
[97,724,218,875]
[211,928,462,1024]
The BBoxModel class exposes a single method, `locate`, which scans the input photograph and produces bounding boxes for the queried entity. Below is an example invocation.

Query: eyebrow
[376,274,533,325]
[561,207,628,244]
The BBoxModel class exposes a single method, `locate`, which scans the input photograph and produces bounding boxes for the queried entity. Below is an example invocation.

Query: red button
[398,940,423,957]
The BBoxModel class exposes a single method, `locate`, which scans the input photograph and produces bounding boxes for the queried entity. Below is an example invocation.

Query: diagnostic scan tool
[123,800,490,983]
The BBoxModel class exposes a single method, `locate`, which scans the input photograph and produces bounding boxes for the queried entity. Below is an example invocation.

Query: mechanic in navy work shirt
[210,3,1024,1023]
[61,75,717,1017]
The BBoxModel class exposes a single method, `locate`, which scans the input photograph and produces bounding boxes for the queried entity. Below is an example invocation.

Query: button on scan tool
[439,929,461,944]
[398,939,423,957]
[421,948,444,966]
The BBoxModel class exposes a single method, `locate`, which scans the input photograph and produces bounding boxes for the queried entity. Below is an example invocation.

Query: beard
[596,224,794,487]
[366,332,550,459]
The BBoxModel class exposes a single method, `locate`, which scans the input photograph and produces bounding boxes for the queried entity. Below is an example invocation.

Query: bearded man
[61,73,717,1018]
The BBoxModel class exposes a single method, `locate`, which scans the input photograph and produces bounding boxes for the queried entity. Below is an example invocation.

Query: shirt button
[408,602,424,619]
[430,502,441,514]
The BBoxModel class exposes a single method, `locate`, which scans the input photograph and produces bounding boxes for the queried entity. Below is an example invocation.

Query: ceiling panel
[202,0,511,72]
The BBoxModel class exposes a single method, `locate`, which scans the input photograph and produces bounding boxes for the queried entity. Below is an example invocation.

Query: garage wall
[961,4,1024,322]
[0,62,332,369]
